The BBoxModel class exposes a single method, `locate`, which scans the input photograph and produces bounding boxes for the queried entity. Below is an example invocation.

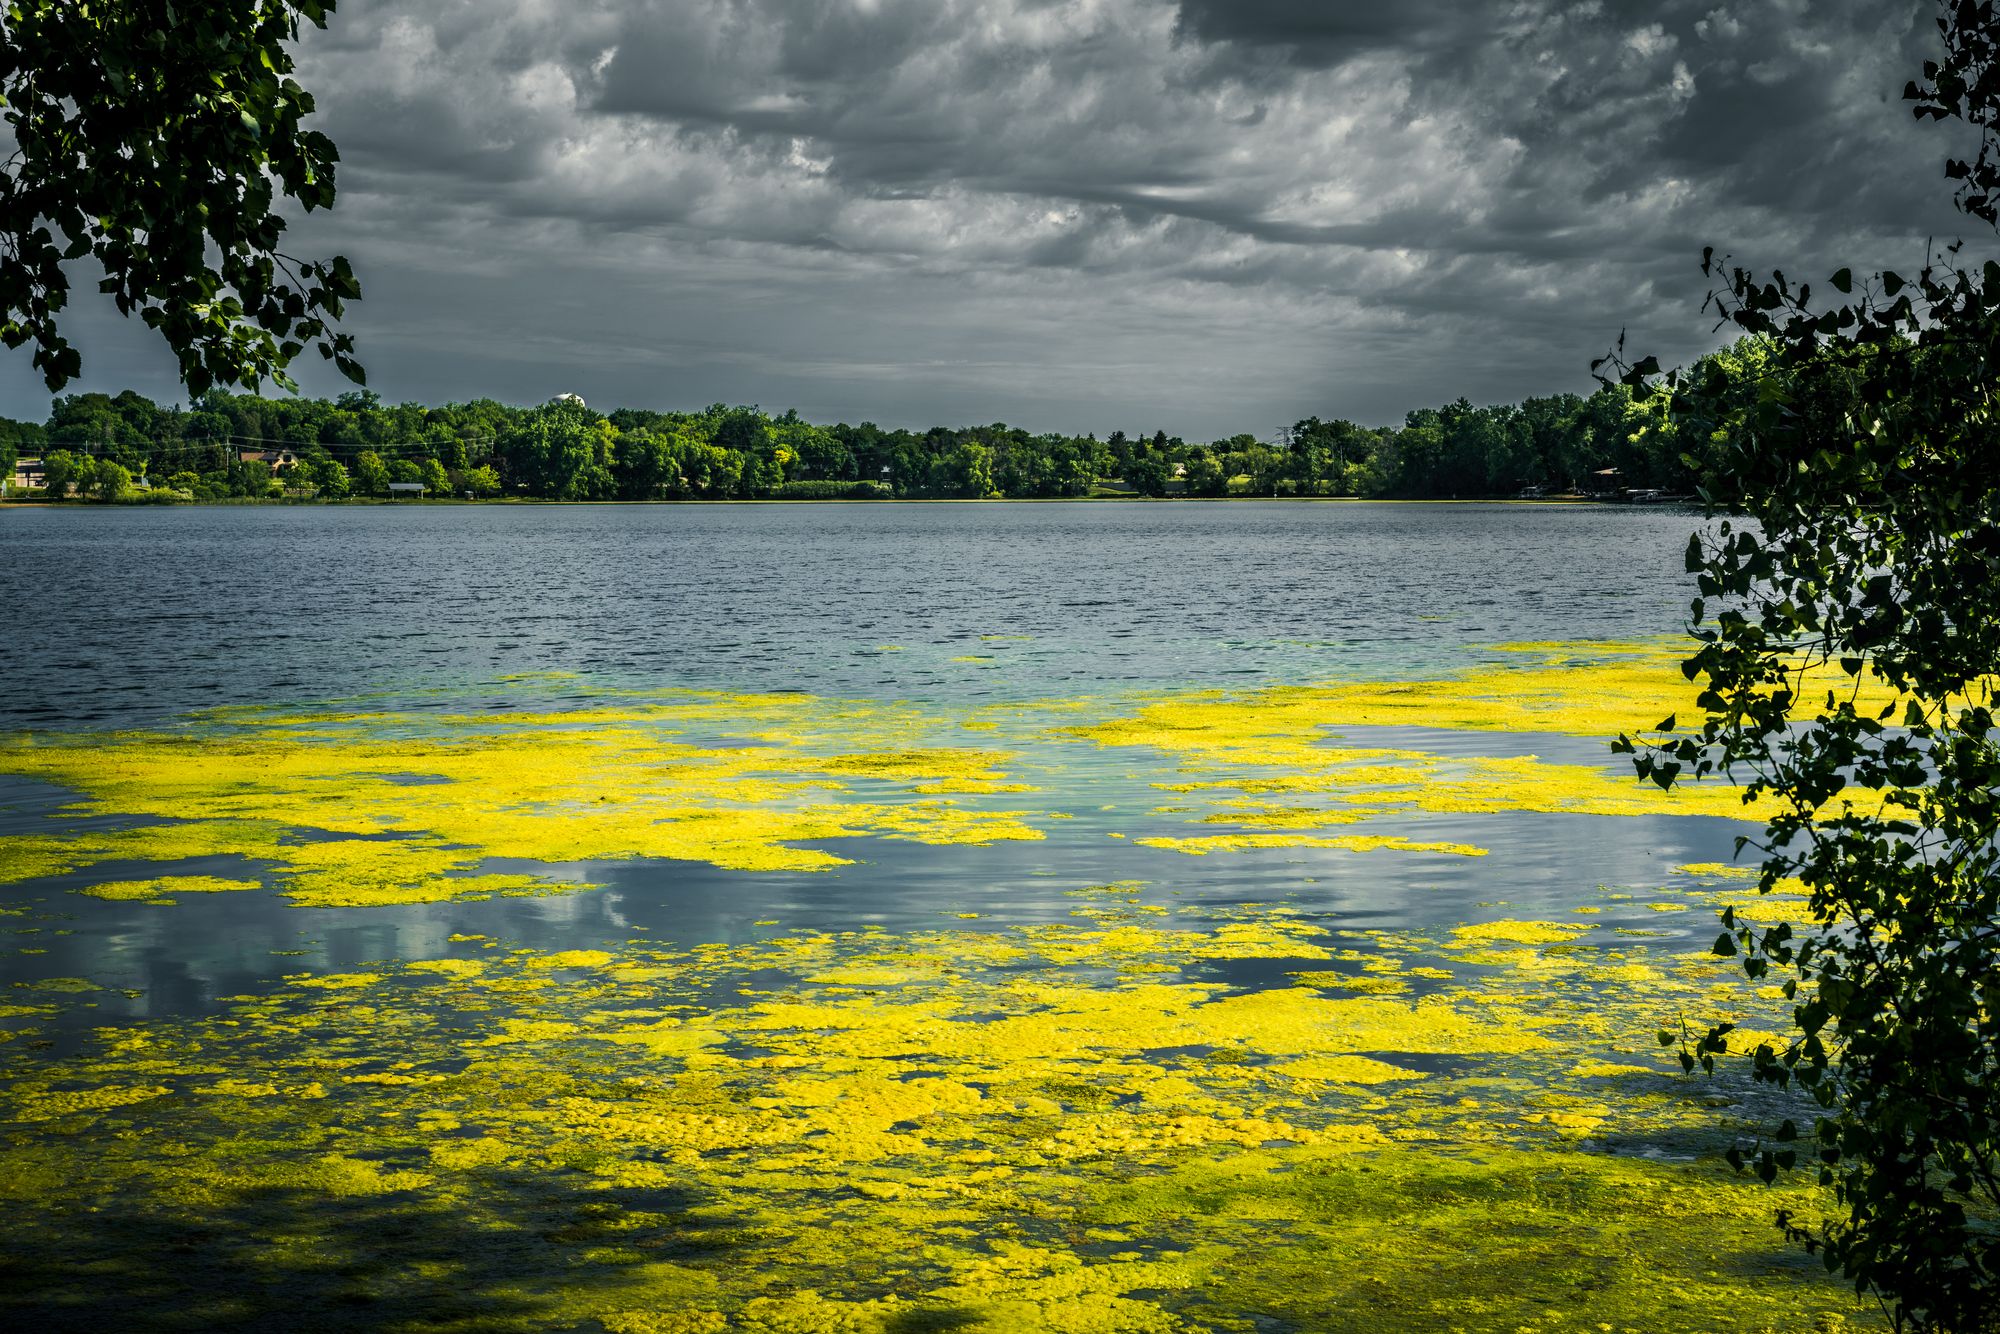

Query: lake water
[0,501,1710,1014]
[0,502,1863,1332]
[0,500,1694,726]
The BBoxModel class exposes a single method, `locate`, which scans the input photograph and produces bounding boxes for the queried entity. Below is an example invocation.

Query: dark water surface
[0,501,1695,728]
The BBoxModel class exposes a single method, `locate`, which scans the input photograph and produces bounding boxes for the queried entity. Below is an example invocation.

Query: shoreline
[0,494,1668,510]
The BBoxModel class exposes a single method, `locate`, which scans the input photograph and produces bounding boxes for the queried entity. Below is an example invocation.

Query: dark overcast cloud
[1,0,1977,436]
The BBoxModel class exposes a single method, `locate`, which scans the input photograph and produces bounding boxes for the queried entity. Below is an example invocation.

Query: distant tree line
[0,357,1751,503]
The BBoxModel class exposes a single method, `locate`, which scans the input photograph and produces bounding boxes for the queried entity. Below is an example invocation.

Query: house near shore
[1585,467,1624,498]
[386,481,426,498]
[238,447,299,473]
[7,456,45,493]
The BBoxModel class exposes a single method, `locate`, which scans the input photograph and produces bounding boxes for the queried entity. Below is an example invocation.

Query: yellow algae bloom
[1449,920,1590,946]
[0,657,1887,1328]
[287,971,384,990]
[1571,1059,1665,1079]
[74,875,263,904]
[1056,640,1902,854]
[7,1083,171,1119]
[406,958,487,978]
[0,650,1862,910]
[1063,642,1709,745]
[529,950,616,970]
[0,905,1870,1332]
[1695,888,1823,929]
[0,692,1052,907]
[0,835,90,886]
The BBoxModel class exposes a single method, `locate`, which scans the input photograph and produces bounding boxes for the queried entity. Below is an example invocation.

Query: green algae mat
[0,645,1888,1331]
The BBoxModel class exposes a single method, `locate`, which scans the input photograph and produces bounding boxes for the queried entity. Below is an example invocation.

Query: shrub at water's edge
[1614,4,2000,1327]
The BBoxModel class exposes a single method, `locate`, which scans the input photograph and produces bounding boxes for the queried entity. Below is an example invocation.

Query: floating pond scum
[0,644,1891,1331]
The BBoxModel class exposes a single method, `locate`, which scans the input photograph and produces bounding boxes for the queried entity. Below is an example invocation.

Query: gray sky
[1,0,1978,438]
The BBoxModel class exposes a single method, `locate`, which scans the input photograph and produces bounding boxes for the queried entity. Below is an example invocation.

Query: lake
[0,500,1694,725]
[0,502,1871,1332]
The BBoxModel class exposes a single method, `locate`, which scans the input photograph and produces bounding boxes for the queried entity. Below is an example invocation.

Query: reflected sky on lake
[0,502,1726,1028]
[0,501,1697,726]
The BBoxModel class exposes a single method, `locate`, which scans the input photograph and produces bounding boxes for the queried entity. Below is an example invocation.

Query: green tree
[427,425,470,470]
[698,443,744,499]
[353,449,388,497]
[712,407,771,459]
[995,437,1053,497]
[0,415,40,485]
[773,414,853,480]
[1381,412,1446,496]
[1288,417,1372,495]
[222,458,269,497]
[309,456,350,499]
[1046,436,1101,497]
[612,429,685,499]
[497,399,613,499]
[740,451,783,498]
[1516,392,1590,491]
[37,448,83,498]
[87,459,132,502]
[1613,5,2000,1326]
[462,464,502,498]
[1182,448,1228,498]
[930,441,997,498]
[1229,442,1285,496]
[419,457,450,496]
[47,391,149,471]
[1124,451,1172,498]
[0,1,362,393]
[884,440,930,497]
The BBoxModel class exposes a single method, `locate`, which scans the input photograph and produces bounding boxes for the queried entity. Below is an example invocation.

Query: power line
[189,433,497,454]
[53,432,498,457]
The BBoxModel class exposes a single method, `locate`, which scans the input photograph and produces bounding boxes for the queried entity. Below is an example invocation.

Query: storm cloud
[6,0,1975,436]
